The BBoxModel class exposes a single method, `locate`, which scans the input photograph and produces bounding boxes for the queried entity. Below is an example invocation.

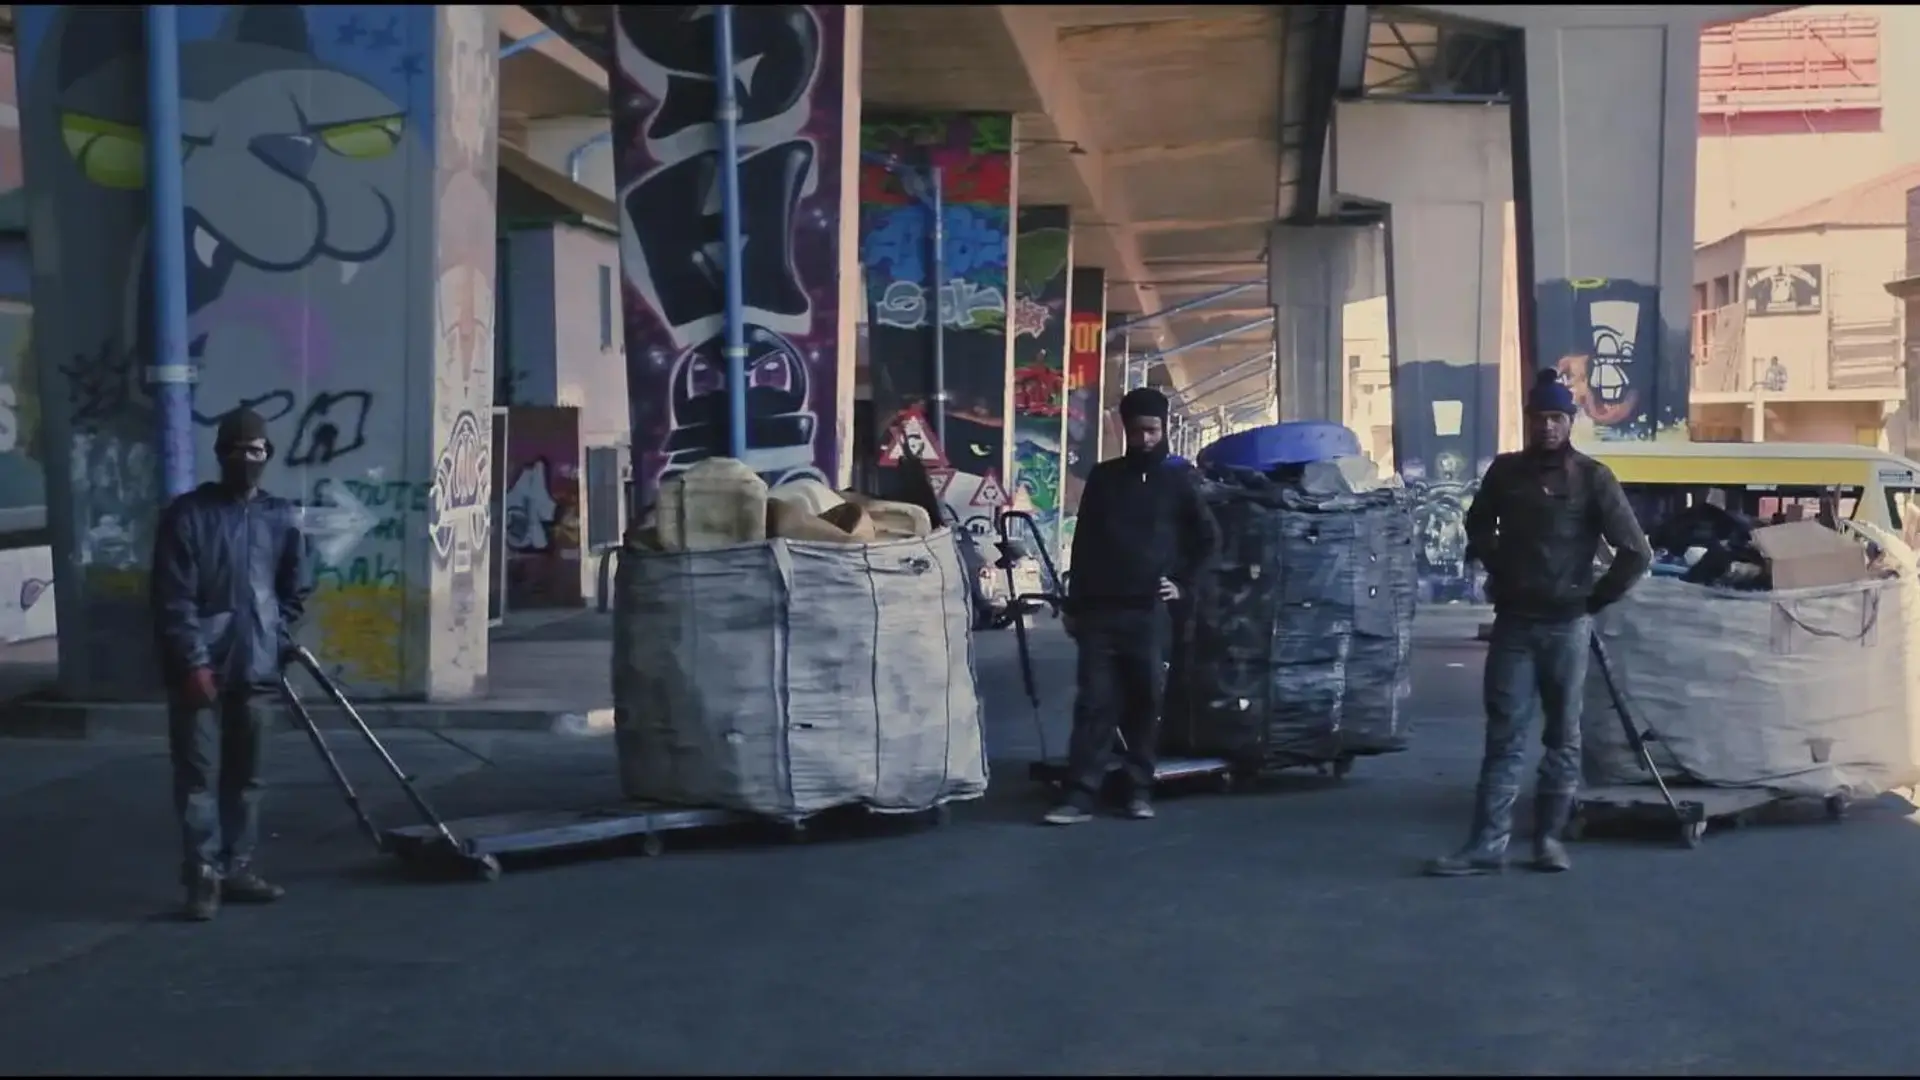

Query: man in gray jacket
[1426,370,1653,877]
[151,409,310,920]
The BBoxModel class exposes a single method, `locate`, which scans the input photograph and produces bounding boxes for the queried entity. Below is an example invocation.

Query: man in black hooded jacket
[1045,387,1220,825]
[151,408,310,920]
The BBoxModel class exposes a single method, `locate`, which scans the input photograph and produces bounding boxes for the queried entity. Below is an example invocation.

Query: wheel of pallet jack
[1332,756,1354,781]
[1825,794,1850,823]
[784,821,811,844]
[1680,821,1707,849]
[932,803,953,827]
[471,854,502,882]
[639,832,666,858]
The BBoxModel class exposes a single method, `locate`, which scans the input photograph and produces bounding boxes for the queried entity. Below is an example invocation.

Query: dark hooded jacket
[150,418,310,690]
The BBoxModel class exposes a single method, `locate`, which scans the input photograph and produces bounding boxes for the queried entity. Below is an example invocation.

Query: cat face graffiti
[52,7,403,319]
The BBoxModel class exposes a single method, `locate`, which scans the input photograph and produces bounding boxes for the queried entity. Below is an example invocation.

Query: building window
[597,264,615,351]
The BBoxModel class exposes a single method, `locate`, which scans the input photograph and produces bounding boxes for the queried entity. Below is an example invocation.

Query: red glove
[184,666,219,707]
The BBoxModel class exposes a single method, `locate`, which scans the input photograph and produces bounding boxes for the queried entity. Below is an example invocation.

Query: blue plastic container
[1197,422,1361,472]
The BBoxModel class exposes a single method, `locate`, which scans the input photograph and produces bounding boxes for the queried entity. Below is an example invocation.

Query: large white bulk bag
[611,530,988,818]
[1584,574,1920,799]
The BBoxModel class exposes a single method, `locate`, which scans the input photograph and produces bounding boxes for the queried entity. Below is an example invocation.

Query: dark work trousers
[168,691,268,883]
[1064,606,1171,808]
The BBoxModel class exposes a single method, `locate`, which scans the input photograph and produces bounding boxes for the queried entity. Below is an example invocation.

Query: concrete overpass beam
[610,6,865,497]
[522,117,613,201]
[1270,224,1387,424]
[1333,99,1512,495]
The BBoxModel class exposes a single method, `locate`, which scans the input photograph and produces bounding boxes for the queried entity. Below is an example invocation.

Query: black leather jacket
[150,483,310,690]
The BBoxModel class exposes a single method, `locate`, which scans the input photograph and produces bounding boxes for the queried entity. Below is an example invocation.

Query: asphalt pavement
[3,613,1920,1074]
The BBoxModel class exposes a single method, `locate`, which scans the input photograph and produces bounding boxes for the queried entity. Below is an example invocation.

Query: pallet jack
[991,510,1237,800]
[1573,631,1715,848]
[280,646,758,881]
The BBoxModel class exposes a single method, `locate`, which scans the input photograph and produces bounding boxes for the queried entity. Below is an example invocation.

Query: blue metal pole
[145,6,195,500]
[713,6,748,460]
[929,166,948,454]
[499,28,557,61]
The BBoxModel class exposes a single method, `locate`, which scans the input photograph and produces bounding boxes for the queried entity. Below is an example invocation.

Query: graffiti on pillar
[859,112,1015,524]
[17,5,437,696]
[1008,208,1070,561]
[1535,278,1674,440]
[612,6,846,500]
[502,405,583,609]
[1392,360,1497,605]
[1059,268,1106,562]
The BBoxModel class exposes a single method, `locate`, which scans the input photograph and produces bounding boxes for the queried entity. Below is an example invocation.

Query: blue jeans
[1479,613,1591,804]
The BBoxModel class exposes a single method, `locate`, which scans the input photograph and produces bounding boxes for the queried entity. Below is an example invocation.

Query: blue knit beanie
[1526,368,1575,416]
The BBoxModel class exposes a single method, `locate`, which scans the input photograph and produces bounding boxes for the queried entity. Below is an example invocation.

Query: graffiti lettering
[60,344,144,429]
[286,390,373,466]
[861,204,1010,290]
[429,410,491,571]
[314,551,404,590]
[504,458,560,552]
[615,5,842,495]
[872,279,1008,333]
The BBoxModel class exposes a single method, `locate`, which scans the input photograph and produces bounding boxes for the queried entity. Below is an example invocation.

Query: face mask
[221,458,266,490]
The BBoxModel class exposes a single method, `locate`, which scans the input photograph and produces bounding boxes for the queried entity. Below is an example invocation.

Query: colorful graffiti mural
[16,4,466,697]
[1008,207,1070,560]
[612,6,847,499]
[502,405,583,609]
[1535,277,1673,441]
[1059,267,1105,561]
[859,112,1015,532]
[1392,360,1497,604]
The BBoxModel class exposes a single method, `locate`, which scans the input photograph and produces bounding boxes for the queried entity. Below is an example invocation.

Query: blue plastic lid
[1198,422,1362,471]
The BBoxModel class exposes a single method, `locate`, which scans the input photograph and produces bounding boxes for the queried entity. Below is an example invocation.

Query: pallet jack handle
[283,647,470,857]
[1588,630,1687,819]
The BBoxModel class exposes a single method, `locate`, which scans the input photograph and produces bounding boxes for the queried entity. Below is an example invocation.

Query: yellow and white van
[1589,441,1920,550]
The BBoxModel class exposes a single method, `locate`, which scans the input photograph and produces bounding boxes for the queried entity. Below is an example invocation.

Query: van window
[1887,488,1920,550]
[1623,483,1861,536]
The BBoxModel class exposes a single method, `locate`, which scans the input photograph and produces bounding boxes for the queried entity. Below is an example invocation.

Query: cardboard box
[1750,521,1869,591]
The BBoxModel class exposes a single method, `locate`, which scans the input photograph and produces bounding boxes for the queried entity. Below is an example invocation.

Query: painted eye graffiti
[316,115,404,160]
[60,112,156,190]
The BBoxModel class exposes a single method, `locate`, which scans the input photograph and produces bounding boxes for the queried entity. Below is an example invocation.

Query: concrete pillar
[18,5,499,700]
[1510,14,1705,442]
[1100,336,1126,461]
[1009,206,1071,560]
[859,112,1017,526]
[611,6,863,498]
[1332,99,1511,602]
[1060,266,1106,559]
[1271,223,1386,423]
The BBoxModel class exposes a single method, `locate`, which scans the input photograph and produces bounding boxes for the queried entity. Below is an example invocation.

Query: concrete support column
[1332,99,1511,601]
[1512,16,1704,442]
[612,6,864,498]
[1009,206,1072,559]
[19,5,500,701]
[1059,267,1106,559]
[859,113,1017,525]
[1271,223,1386,423]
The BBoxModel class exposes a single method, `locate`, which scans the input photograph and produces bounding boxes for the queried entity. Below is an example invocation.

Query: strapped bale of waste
[1173,478,1418,765]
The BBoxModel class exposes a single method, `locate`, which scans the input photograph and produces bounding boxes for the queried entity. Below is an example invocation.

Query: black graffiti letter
[287,391,372,466]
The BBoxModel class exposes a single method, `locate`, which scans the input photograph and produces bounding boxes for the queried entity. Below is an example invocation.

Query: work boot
[1122,796,1156,820]
[222,865,286,904]
[183,865,221,922]
[1424,785,1519,877]
[1530,791,1575,873]
[1043,803,1093,826]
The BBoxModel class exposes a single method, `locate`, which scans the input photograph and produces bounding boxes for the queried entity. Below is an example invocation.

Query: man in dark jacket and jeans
[1426,370,1652,876]
[151,408,310,919]
[1046,387,1220,825]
